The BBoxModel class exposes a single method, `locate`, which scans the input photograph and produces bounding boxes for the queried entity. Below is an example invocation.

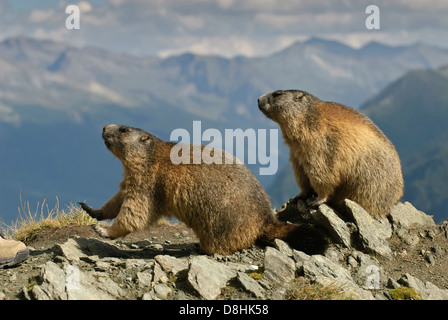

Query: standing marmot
[258,90,404,218]
[79,124,325,255]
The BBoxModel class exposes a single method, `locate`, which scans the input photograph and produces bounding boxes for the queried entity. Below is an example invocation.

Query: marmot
[79,124,325,255]
[258,90,404,218]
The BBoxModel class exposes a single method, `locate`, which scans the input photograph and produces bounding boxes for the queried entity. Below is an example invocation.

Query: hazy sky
[1,0,448,58]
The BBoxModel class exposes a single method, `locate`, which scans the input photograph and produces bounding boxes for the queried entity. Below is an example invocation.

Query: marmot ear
[140,135,151,142]
[293,91,304,102]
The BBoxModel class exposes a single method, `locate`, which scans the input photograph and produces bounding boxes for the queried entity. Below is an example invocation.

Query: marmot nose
[257,94,267,105]
[103,124,118,133]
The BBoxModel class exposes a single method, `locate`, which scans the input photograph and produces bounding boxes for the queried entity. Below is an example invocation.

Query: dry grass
[0,197,96,243]
[286,277,353,300]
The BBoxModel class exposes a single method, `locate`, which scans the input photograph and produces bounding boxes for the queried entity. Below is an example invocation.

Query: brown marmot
[258,90,404,218]
[79,124,325,255]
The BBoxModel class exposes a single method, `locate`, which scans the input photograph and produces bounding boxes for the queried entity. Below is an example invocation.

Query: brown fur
[79,124,326,255]
[258,90,404,218]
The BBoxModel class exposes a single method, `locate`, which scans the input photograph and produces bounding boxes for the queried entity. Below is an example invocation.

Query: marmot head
[102,124,158,163]
[258,90,315,123]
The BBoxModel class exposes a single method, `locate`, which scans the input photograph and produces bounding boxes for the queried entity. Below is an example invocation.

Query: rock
[263,247,295,285]
[270,284,291,300]
[349,251,380,279]
[297,254,352,283]
[153,283,173,299]
[344,199,392,258]
[53,239,87,263]
[137,270,153,288]
[237,272,265,299]
[142,289,160,300]
[273,239,293,257]
[425,253,435,266]
[431,245,443,256]
[187,255,237,300]
[295,253,374,300]
[31,261,125,300]
[149,243,164,251]
[65,266,125,300]
[32,261,67,300]
[398,273,448,300]
[312,204,352,248]
[390,202,436,230]
[155,255,189,275]
[153,263,169,284]
[292,249,311,263]
[53,237,126,263]
[125,258,148,270]
[395,228,420,248]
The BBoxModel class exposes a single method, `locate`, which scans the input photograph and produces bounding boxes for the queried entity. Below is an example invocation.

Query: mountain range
[1,36,448,225]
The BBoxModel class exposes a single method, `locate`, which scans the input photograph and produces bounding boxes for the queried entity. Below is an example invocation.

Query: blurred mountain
[362,66,448,222]
[1,36,448,224]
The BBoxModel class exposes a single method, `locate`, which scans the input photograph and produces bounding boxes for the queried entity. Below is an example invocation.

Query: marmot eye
[272,90,283,97]
[119,127,129,133]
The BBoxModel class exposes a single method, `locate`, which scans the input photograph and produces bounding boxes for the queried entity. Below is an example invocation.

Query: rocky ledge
[1,199,448,300]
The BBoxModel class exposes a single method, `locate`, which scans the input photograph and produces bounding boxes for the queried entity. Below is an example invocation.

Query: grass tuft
[1,196,96,243]
[286,277,353,300]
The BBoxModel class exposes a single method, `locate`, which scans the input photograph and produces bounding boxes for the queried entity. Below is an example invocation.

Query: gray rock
[398,273,448,300]
[237,272,265,299]
[32,261,67,300]
[125,258,148,270]
[153,283,173,299]
[349,251,380,278]
[153,263,169,284]
[137,270,153,288]
[31,261,125,300]
[142,289,160,300]
[187,255,237,300]
[53,239,87,263]
[344,199,392,258]
[395,228,420,248]
[299,254,352,283]
[292,249,311,262]
[65,266,125,300]
[390,202,436,230]
[270,283,291,300]
[296,253,374,300]
[312,204,352,248]
[53,237,126,263]
[431,244,443,256]
[155,255,189,275]
[273,239,293,257]
[263,247,295,285]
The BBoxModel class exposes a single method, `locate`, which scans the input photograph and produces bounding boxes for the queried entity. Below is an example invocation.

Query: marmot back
[79,124,326,255]
[258,90,404,218]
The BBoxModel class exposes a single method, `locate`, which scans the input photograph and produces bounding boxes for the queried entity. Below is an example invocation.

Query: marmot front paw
[92,224,110,238]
